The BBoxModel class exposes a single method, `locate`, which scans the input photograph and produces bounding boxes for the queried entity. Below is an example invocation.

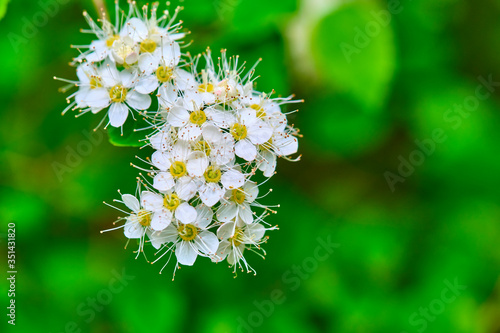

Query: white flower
[71,10,122,64]
[69,4,304,277]
[197,163,245,207]
[256,131,299,177]
[201,125,236,166]
[74,62,102,110]
[102,193,155,259]
[148,124,175,151]
[82,61,152,127]
[138,191,172,231]
[152,204,219,266]
[151,141,209,196]
[214,221,268,273]
[228,108,273,162]
[166,105,237,142]
[120,193,153,239]
[217,180,259,224]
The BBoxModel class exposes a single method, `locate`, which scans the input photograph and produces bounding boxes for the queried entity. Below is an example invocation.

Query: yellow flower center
[229,227,244,247]
[178,223,198,241]
[89,77,102,89]
[163,193,180,211]
[109,85,127,103]
[140,39,157,53]
[170,161,187,178]
[198,83,214,93]
[204,166,221,183]
[106,35,119,48]
[251,104,266,118]
[156,66,173,83]
[137,210,151,227]
[193,140,211,156]
[230,123,247,141]
[189,110,207,126]
[231,189,246,205]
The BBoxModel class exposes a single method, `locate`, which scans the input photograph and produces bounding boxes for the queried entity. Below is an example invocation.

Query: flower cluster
[57,1,301,278]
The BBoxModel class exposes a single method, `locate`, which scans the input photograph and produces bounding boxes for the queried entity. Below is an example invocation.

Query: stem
[92,0,109,20]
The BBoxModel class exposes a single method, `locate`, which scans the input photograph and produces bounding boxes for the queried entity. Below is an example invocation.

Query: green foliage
[107,114,150,147]
[311,1,396,113]
[0,0,9,20]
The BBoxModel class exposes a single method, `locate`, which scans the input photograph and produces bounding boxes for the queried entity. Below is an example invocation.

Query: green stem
[92,0,109,20]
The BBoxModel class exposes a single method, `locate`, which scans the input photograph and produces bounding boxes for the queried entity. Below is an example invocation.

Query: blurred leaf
[303,93,390,157]
[231,0,296,35]
[107,114,149,147]
[311,1,396,112]
[0,0,9,20]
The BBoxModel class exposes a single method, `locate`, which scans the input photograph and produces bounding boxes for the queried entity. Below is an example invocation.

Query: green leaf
[311,1,396,113]
[0,0,9,20]
[107,114,150,147]
[303,93,390,157]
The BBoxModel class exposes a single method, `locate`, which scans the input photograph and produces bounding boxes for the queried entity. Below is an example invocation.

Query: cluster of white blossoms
[57,1,301,278]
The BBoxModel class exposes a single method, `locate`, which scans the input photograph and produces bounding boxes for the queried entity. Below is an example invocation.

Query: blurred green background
[2,0,500,332]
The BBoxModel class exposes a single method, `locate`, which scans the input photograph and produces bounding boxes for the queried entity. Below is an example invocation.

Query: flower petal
[149,225,178,248]
[135,75,159,94]
[175,176,199,201]
[217,201,238,222]
[238,204,254,224]
[159,41,181,67]
[153,172,175,192]
[195,231,219,254]
[167,106,190,127]
[221,169,245,190]
[176,241,198,266]
[151,151,172,171]
[138,53,159,75]
[239,108,257,126]
[108,103,129,127]
[245,223,266,241]
[179,123,202,141]
[126,91,151,110]
[124,218,143,239]
[140,191,164,211]
[247,120,272,144]
[235,139,257,162]
[121,18,148,42]
[217,222,236,239]
[186,151,209,177]
[199,183,224,207]
[174,69,196,90]
[158,82,178,107]
[151,209,173,231]
[214,240,231,262]
[119,69,137,88]
[175,202,197,224]
[85,88,111,108]
[257,150,276,178]
[243,181,259,203]
[274,133,299,156]
[121,194,140,212]
[202,123,223,143]
[195,204,214,229]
